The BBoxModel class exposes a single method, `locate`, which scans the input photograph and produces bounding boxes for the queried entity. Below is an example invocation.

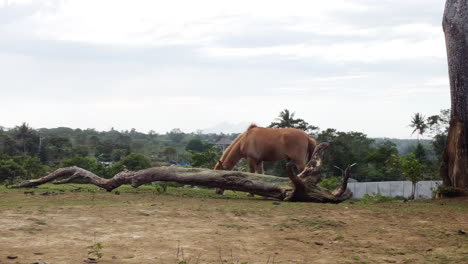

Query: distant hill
[202,122,253,134]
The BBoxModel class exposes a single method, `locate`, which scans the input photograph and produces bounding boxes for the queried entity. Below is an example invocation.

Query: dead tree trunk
[12,143,353,203]
[441,0,468,193]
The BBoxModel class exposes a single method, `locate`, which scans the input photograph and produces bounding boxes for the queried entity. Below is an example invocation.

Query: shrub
[358,193,394,204]
[319,176,341,190]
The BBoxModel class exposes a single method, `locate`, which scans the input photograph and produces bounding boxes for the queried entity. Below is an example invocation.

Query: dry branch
[12,143,354,203]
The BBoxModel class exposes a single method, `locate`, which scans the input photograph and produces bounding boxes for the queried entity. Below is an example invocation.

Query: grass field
[0,184,467,264]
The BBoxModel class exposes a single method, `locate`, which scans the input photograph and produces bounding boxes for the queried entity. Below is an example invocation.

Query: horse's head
[214,159,226,170]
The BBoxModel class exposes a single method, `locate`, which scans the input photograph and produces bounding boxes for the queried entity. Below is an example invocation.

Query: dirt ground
[0,185,467,264]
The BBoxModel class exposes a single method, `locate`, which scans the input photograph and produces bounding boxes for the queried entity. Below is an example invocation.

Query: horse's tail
[307,137,317,163]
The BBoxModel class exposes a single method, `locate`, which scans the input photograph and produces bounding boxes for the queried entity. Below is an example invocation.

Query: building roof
[215,138,233,145]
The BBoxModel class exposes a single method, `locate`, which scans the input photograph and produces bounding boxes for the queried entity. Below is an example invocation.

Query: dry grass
[0,184,467,263]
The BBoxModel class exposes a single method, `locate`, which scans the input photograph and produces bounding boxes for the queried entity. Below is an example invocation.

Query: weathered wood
[12,143,354,203]
[13,166,288,199]
[284,143,353,203]
[441,0,468,191]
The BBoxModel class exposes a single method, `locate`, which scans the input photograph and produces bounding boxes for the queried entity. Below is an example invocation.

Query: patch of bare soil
[0,191,467,263]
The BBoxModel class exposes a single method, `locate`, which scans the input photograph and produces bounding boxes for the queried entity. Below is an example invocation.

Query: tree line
[0,109,448,186]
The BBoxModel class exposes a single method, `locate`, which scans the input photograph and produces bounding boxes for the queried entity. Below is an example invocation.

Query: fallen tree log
[12,143,353,203]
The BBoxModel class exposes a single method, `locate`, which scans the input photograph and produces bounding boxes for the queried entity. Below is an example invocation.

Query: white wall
[347,181,442,199]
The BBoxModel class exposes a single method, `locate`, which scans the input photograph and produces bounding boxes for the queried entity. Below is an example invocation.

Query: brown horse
[214,124,317,193]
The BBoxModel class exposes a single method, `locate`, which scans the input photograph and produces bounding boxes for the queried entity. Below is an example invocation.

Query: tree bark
[441,0,468,191]
[12,143,353,203]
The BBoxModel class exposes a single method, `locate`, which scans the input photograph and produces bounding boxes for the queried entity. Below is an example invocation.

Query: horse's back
[241,127,310,161]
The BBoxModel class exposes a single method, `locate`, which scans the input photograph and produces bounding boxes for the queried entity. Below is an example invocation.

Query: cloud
[200,36,445,63]
[0,0,451,138]
[1,0,446,64]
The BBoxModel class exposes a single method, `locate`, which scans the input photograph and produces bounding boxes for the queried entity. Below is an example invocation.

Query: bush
[319,176,341,190]
[357,193,395,204]
[0,158,26,183]
[432,185,458,198]
[60,156,107,177]
[118,153,151,171]
[189,145,220,169]
[0,154,50,183]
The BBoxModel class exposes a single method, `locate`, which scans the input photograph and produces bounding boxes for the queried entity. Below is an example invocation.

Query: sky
[0,0,449,138]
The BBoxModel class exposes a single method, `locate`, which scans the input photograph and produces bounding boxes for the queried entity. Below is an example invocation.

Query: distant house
[215,137,233,152]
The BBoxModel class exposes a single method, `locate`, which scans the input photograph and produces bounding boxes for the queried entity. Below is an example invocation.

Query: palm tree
[269,109,312,131]
[409,113,428,141]
[13,122,32,154]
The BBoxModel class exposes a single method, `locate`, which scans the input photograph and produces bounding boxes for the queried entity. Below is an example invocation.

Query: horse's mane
[219,123,258,161]
[246,123,258,130]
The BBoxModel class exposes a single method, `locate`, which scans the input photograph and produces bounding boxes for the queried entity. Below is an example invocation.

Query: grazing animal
[214,124,317,194]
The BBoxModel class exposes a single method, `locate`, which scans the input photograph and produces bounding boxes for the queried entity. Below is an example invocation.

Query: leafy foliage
[0,154,49,184]
[189,143,221,168]
[409,112,428,140]
[388,153,424,199]
[357,193,396,204]
[432,184,458,197]
[60,156,107,177]
[319,176,341,190]
[318,129,373,180]
[168,128,185,143]
[117,153,151,171]
[185,138,206,152]
[0,157,26,184]
[268,109,318,134]
[0,109,447,184]
[87,242,104,260]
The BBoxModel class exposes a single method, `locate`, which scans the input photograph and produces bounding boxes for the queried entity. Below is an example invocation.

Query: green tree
[269,109,317,133]
[0,135,18,156]
[74,130,88,145]
[45,136,73,165]
[148,130,157,138]
[432,134,447,162]
[167,128,185,143]
[0,157,26,183]
[185,139,206,152]
[95,140,114,162]
[317,129,373,181]
[111,148,130,162]
[60,156,107,177]
[131,140,145,152]
[72,145,90,157]
[13,122,33,154]
[118,153,151,171]
[88,135,100,147]
[161,146,177,161]
[427,109,450,136]
[413,143,427,164]
[388,153,424,200]
[365,140,399,181]
[427,109,449,162]
[21,156,49,179]
[107,153,151,177]
[409,113,428,141]
[115,134,132,146]
[189,144,221,168]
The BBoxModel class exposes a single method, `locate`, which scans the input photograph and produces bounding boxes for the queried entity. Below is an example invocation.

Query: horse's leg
[246,158,257,197]
[256,161,264,174]
[215,188,224,195]
[247,158,257,173]
[292,159,306,174]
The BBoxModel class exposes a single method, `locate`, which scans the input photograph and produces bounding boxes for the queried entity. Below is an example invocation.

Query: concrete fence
[347,181,442,199]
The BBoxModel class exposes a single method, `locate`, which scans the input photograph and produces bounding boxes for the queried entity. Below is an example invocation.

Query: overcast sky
[0,0,449,138]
